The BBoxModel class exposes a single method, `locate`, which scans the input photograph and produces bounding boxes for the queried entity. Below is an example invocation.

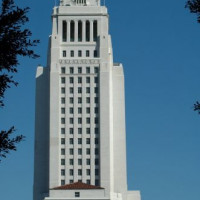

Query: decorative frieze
[59,59,100,64]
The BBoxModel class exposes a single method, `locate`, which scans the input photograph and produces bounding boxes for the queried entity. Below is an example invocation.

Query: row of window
[61,168,99,176]
[61,77,98,84]
[61,97,99,104]
[61,138,99,145]
[61,127,99,135]
[61,107,99,114]
[61,148,99,156]
[61,87,98,94]
[61,179,100,187]
[61,117,98,125]
[61,66,99,74]
[61,158,99,165]
[62,20,98,42]
[62,50,98,58]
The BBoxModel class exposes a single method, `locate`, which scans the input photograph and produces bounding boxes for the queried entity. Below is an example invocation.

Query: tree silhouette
[0,0,39,161]
[186,0,200,114]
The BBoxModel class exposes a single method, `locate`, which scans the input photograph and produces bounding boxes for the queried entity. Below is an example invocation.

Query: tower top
[60,0,100,6]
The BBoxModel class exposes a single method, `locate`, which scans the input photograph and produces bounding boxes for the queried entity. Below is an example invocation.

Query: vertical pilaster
[90,20,94,42]
[82,20,86,42]
[67,20,70,43]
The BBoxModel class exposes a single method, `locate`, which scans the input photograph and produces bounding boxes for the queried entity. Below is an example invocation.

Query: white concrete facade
[34,1,141,200]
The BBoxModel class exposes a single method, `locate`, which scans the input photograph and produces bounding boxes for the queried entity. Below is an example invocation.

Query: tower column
[75,20,78,42]
[67,20,70,43]
[82,20,86,42]
[90,20,94,42]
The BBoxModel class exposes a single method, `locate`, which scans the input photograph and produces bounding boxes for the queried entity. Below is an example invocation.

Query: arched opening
[70,21,75,42]
[93,20,98,41]
[86,21,90,42]
[62,21,67,42]
[78,21,82,42]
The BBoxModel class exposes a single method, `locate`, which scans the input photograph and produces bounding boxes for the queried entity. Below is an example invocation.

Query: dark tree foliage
[0,0,39,161]
[185,1,200,114]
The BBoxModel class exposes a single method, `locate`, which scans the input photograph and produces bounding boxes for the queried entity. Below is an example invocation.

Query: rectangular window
[70,128,74,134]
[95,97,98,104]
[78,138,82,144]
[78,149,82,155]
[61,180,65,185]
[86,118,90,124]
[78,67,82,74]
[93,21,98,41]
[61,159,65,165]
[86,87,90,93]
[61,98,65,104]
[95,179,99,186]
[95,107,98,114]
[61,148,65,155]
[61,87,65,94]
[61,138,65,145]
[70,107,74,114]
[78,97,82,104]
[86,159,90,165]
[78,77,82,83]
[70,179,73,183]
[70,149,74,155]
[70,159,74,165]
[86,67,90,74]
[78,159,82,165]
[78,128,82,134]
[61,169,65,176]
[94,87,98,93]
[95,169,99,176]
[71,50,74,57]
[86,77,90,83]
[62,21,67,42]
[86,148,90,155]
[86,128,90,134]
[61,128,65,134]
[95,128,98,134]
[86,107,90,114]
[86,179,90,184]
[95,159,99,165]
[95,148,99,155]
[61,67,65,74]
[70,169,74,176]
[86,138,90,144]
[70,138,74,144]
[78,107,82,114]
[94,50,98,57]
[61,77,65,84]
[95,138,99,144]
[75,192,80,198]
[70,87,74,94]
[78,50,82,57]
[94,77,98,83]
[94,67,99,73]
[70,118,74,124]
[78,87,82,93]
[63,50,66,57]
[70,77,74,83]
[86,169,90,176]
[78,169,82,176]
[70,67,74,74]
[86,97,90,103]
[61,108,65,114]
[95,118,98,124]
[70,97,74,104]
[86,50,90,57]
[78,118,82,124]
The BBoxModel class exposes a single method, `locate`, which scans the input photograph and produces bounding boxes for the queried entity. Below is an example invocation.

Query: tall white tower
[34,1,141,200]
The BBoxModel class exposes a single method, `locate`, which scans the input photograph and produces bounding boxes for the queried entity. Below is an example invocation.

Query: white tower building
[34,1,141,200]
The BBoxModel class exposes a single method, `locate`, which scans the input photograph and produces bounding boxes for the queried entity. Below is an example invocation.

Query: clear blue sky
[0,0,200,200]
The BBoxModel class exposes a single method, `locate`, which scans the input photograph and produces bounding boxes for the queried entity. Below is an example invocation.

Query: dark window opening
[70,21,75,42]
[86,21,90,42]
[63,21,67,42]
[93,21,98,41]
[78,21,82,42]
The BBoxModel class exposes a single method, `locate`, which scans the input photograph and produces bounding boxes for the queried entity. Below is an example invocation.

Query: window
[86,21,90,41]
[63,50,66,57]
[75,192,80,198]
[78,87,82,93]
[61,87,65,94]
[95,169,99,176]
[61,108,65,114]
[70,159,74,165]
[61,159,65,165]
[94,77,98,83]
[86,169,90,176]
[61,180,65,185]
[70,77,74,83]
[61,67,65,74]
[61,128,65,134]
[86,50,90,57]
[78,138,82,144]
[94,67,99,73]
[95,118,98,124]
[94,50,98,57]
[61,169,65,176]
[70,128,74,134]
[95,97,98,104]
[86,77,90,83]
[94,87,98,93]
[86,87,90,93]
[78,128,82,134]
[93,20,98,41]
[86,138,90,144]
[70,97,74,104]
[70,138,74,144]
[95,159,99,165]
[95,148,99,155]
[61,98,65,104]
[71,50,74,57]
[70,169,74,176]
[86,97,90,103]
[61,138,65,145]
[78,159,82,165]
[70,21,75,42]
[95,107,98,114]
[78,21,82,42]
[70,67,74,74]
[86,67,90,74]
[61,148,65,155]
[78,67,82,74]
[78,107,82,114]
[95,138,99,144]
[86,118,90,124]
[95,179,99,186]
[70,87,74,94]
[78,118,82,124]
[78,77,82,83]
[70,107,74,114]
[78,169,82,176]
[70,179,73,183]
[61,77,65,84]
[78,149,82,155]
[78,50,82,57]
[86,179,90,184]
[95,128,98,134]
[62,21,67,42]
[86,159,90,165]
[86,128,90,134]
[70,149,74,155]
[86,148,90,155]
[78,97,82,104]
[70,118,74,124]
[86,108,90,114]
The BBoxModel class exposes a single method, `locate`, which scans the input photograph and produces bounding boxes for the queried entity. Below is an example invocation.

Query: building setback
[34,1,141,200]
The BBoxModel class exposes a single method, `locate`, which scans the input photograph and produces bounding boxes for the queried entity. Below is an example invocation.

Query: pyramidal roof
[52,182,104,190]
